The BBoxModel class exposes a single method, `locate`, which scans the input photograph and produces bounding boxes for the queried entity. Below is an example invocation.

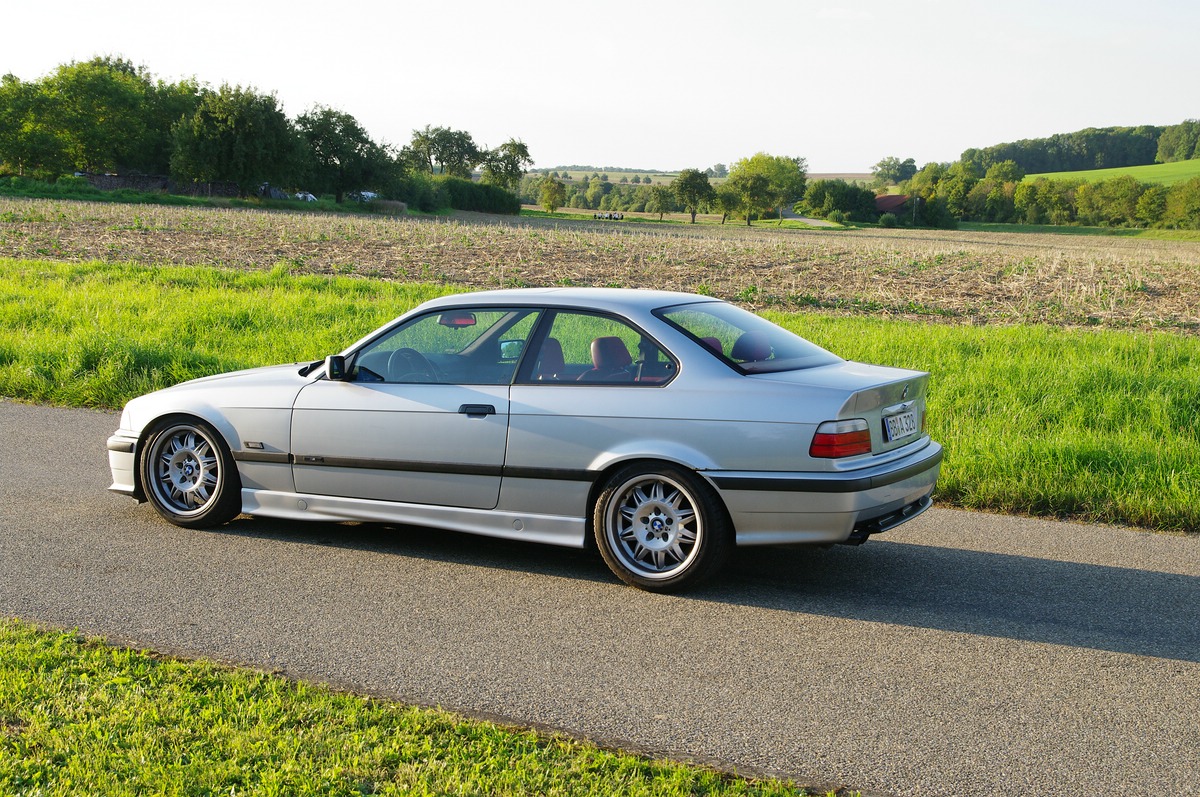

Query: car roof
[419,287,722,314]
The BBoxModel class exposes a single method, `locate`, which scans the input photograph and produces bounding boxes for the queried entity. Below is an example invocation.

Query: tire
[593,463,731,593]
[140,417,241,528]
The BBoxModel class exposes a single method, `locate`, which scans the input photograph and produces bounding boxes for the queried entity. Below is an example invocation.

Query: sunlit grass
[0,259,451,408]
[0,619,826,797]
[1026,158,1200,186]
[768,312,1200,531]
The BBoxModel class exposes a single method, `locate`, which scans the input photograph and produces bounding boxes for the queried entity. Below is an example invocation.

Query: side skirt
[239,489,588,549]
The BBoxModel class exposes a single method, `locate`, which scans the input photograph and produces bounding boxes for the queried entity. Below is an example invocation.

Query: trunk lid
[754,361,931,455]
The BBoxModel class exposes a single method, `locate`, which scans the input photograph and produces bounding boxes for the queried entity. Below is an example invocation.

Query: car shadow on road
[722,540,1200,663]
[213,515,1199,664]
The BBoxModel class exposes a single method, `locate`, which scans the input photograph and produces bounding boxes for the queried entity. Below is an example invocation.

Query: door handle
[458,404,496,417]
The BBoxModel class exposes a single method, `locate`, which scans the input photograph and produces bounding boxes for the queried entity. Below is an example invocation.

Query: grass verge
[0,619,833,796]
[957,221,1200,241]
[1,258,1197,532]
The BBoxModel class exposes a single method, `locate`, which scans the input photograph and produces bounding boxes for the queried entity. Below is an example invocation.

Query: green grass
[1026,158,1200,186]
[957,221,1200,241]
[0,619,828,797]
[2,258,1197,532]
[767,313,1200,531]
[0,259,451,408]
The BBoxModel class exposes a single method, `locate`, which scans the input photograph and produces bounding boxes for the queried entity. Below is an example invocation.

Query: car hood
[161,362,312,391]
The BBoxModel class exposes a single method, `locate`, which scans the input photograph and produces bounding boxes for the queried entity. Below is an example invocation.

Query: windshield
[656,301,842,374]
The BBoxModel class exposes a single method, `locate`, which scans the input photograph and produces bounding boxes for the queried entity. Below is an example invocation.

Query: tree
[802,179,877,221]
[42,57,153,173]
[481,138,533,193]
[710,163,728,178]
[872,156,917,184]
[143,75,201,174]
[729,152,807,223]
[296,105,386,202]
[984,160,1025,183]
[170,84,299,192]
[645,185,675,220]
[0,74,68,177]
[724,170,772,226]
[539,175,566,213]
[1163,177,1200,229]
[1156,120,1200,163]
[585,178,612,209]
[404,125,482,177]
[1136,185,1168,226]
[670,168,716,223]
[713,183,740,225]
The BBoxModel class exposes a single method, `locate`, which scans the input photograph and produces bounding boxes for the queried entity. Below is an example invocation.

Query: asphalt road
[2,400,1198,796]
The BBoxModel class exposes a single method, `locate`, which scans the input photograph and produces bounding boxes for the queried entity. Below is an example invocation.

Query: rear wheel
[140,417,241,528]
[594,464,731,593]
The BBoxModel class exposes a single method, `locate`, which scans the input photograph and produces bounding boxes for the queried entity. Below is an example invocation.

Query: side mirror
[324,355,348,381]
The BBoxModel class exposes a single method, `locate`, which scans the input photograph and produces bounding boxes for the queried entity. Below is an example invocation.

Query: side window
[352,308,540,385]
[523,311,676,386]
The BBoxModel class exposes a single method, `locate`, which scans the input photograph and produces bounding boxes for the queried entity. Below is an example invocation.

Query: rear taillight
[810,419,872,458]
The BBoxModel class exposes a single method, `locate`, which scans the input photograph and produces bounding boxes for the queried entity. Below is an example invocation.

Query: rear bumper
[711,441,943,546]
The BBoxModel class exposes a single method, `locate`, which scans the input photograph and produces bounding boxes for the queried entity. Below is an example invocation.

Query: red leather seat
[578,336,633,381]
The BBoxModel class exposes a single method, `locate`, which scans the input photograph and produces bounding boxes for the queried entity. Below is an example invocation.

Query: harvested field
[2,197,1198,332]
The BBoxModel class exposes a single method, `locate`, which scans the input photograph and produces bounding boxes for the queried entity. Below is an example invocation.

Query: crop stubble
[2,197,1198,332]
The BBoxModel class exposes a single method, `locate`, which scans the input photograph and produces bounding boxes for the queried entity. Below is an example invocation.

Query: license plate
[883,411,919,442]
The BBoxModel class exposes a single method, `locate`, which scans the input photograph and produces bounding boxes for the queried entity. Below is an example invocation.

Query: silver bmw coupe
[108,288,942,592]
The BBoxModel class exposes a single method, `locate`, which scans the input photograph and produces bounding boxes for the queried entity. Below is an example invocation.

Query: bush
[879,212,898,228]
[381,174,519,215]
[383,173,449,213]
[826,209,847,224]
[53,175,95,193]
[803,178,878,220]
[438,176,521,215]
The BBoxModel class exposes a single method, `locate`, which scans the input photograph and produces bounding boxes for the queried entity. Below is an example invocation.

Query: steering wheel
[387,348,439,382]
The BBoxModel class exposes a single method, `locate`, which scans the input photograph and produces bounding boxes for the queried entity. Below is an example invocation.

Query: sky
[4,0,1196,174]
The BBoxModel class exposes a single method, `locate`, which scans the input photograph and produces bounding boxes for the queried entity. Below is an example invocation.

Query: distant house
[875,194,910,215]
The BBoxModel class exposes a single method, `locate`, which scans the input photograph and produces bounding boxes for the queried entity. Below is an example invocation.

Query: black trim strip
[107,438,136,454]
[233,451,291,465]
[294,455,504,478]
[710,449,943,494]
[501,466,594,482]
[288,455,595,482]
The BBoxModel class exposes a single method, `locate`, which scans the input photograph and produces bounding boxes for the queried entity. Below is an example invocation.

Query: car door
[290,307,540,510]
[503,311,683,515]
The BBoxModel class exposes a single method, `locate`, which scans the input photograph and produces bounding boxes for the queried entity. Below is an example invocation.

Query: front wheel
[140,417,241,528]
[593,464,731,593]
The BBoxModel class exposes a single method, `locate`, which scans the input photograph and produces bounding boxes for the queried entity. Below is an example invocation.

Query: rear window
[656,301,842,374]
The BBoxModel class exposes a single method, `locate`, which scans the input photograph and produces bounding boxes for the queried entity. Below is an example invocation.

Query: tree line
[527,154,806,226]
[959,125,1163,175]
[0,57,532,213]
[839,122,1200,230]
[861,157,1200,230]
